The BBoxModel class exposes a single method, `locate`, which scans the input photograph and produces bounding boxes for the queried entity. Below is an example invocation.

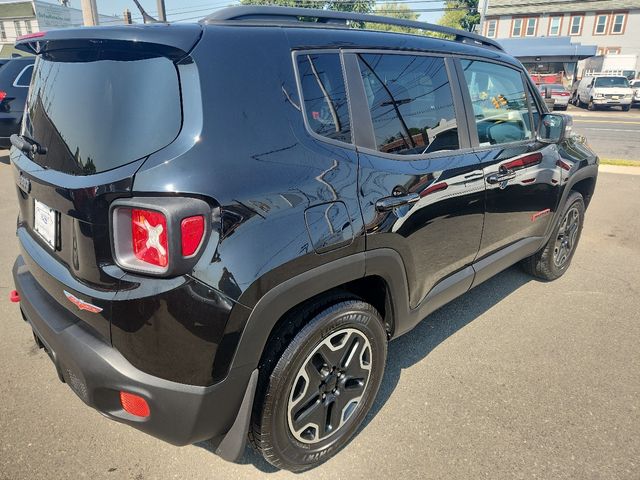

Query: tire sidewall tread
[251,300,387,472]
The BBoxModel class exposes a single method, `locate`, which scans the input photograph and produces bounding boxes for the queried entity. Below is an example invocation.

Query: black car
[0,57,34,147]
[10,7,598,472]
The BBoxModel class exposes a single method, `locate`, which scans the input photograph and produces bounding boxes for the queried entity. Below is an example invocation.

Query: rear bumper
[13,255,255,448]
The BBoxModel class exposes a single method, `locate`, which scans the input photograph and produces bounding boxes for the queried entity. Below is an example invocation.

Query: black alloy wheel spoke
[287,328,373,444]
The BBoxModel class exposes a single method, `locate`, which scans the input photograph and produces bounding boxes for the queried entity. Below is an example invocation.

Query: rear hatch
[12,25,202,340]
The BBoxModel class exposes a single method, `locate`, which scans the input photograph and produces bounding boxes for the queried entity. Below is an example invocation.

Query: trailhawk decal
[63,291,103,314]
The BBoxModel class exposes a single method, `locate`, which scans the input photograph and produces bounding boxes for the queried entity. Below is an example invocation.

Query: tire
[521,191,585,281]
[622,104,631,112]
[250,300,388,472]
[588,98,597,111]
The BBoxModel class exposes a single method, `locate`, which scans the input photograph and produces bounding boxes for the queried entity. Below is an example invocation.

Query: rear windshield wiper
[10,134,47,155]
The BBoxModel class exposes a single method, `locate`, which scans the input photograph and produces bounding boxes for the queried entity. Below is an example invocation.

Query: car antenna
[132,0,160,23]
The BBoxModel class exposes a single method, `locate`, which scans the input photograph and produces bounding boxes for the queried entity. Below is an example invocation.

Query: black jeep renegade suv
[10,6,598,472]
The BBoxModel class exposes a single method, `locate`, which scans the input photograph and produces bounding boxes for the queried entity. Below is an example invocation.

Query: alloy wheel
[287,328,372,444]
[553,206,580,268]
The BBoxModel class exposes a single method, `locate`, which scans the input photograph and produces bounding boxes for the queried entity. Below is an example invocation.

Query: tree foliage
[239,0,375,14]
[438,0,479,32]
[367,2,420,33]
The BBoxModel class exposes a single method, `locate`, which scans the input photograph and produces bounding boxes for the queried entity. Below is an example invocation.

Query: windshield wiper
[10,134,47,155]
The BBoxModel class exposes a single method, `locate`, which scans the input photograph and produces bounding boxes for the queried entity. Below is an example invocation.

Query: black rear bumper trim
[13,255,255,449]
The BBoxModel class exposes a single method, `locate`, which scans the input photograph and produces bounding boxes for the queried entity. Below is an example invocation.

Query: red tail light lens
[181,215,205,257]
[131,209,168,268]
[552,90,570,97]
[120,391,150,418]
[0,91,7,102]
[111,198,211,277]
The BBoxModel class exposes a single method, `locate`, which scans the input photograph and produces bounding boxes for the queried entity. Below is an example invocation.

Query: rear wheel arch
[571,176,596,208]
[229,249,409,376]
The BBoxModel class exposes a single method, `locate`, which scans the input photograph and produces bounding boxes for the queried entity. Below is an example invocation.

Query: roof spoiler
[15,24,203,61]
[202,6,503,51]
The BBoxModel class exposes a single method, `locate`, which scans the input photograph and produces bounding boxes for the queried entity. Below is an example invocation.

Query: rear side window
[25,52,181,176]
[460,60,533,146]
[297,53,351,144]
[14,64,33,87]
[357,53,460,156]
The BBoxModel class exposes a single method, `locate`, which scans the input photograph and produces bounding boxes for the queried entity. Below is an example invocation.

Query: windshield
[25,50,182,176]
[593,77,630,88]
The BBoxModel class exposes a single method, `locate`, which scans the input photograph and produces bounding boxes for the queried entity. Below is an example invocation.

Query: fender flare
[545,162,598,240]
[227,248,410,373]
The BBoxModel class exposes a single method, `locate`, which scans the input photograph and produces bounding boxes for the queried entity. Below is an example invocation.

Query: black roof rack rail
[202,6,504,51]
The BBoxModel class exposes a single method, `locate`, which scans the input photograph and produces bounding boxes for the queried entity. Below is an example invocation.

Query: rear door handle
[486,170,516,184]
[375,192,420,212]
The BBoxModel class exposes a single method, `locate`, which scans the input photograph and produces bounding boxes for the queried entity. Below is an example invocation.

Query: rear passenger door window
[356,53,460,156]
[460,59,533,146]
[296,53,352,144]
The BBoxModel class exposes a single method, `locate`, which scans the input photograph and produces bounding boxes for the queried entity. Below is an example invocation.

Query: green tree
[367,2,420,33]
[438,0,479,32]
[239,0,376,17]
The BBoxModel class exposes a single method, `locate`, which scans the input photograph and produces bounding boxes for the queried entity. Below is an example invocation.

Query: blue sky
[0,0,445,23]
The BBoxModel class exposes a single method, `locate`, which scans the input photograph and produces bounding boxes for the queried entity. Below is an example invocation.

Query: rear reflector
[180,215,205,257]
[132,209,169,268]
[9,290,20,303]
[120,391,150,418]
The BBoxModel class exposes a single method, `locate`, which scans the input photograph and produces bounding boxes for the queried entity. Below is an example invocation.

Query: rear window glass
[297,53,352,144]
[357,53,460,156]
[25,52,181,175]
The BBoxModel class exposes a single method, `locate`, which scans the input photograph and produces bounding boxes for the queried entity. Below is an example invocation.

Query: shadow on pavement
[0,154,9,165]
[196,265,532,473]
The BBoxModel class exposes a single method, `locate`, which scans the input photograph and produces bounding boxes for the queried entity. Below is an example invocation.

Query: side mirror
[537,113,572,144]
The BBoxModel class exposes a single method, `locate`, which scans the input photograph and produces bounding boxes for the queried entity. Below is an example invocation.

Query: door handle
[486,170,516,185]
[375,192,420,212]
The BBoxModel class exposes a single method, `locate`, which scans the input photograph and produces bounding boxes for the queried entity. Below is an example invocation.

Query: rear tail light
[552,90,570,97]
[120,391,150,418]
[0,91,7,102]
[181,215,205,257]
[111,197,212,277]
[132,209,169,268]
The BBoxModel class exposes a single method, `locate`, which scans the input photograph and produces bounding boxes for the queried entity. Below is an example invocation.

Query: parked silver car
[538,83,570,110]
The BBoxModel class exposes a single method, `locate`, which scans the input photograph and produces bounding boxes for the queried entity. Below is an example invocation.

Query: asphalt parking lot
[565,104,640,161]
[1,139,639,479]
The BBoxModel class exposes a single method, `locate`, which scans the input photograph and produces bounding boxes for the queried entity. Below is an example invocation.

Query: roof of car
[202,6,509,56]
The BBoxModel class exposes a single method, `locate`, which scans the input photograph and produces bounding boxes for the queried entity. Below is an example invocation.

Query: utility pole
[80,0,99,26]
[157,0,167,22]
[479,0,489,34]
[123,8,133,25]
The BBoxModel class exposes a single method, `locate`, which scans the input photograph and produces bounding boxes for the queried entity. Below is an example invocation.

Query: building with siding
[479,0,640,82]
[0,1,122,57]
